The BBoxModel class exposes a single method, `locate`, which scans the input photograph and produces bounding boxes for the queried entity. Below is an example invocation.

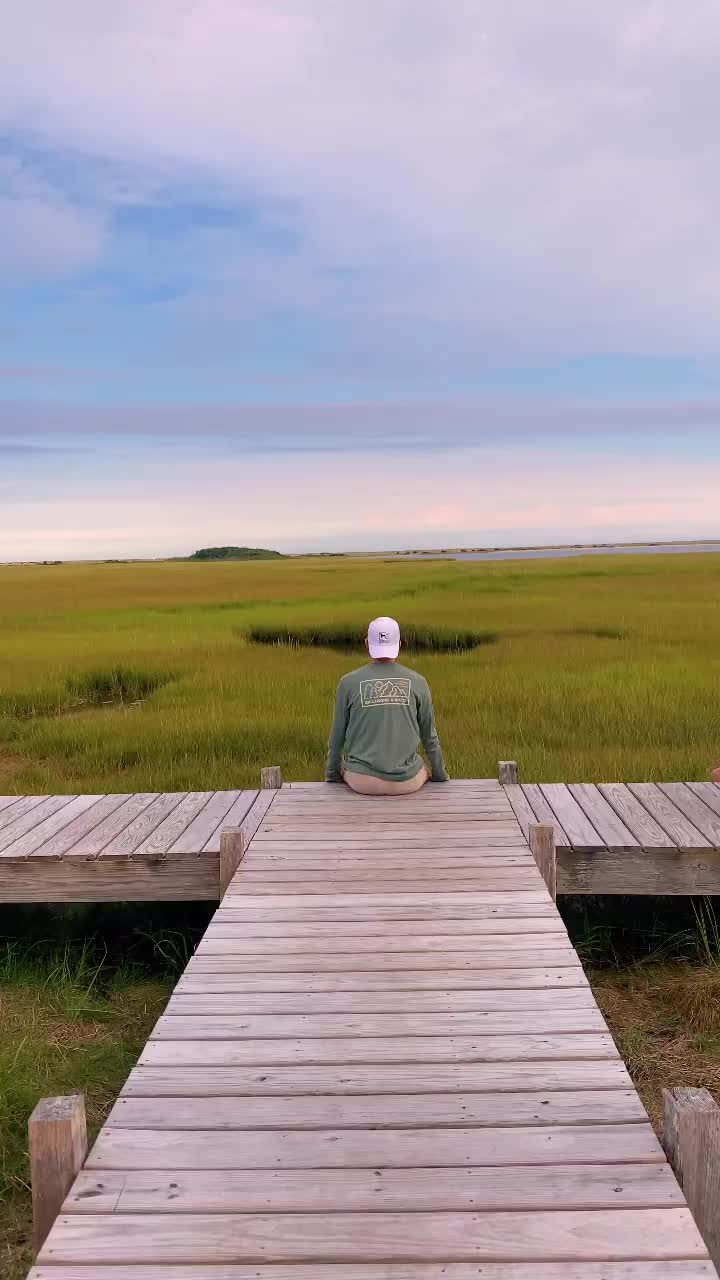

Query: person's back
[326,617,449,794]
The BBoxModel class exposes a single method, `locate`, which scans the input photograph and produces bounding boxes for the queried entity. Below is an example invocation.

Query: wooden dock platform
[2,779,720,902]
[28,780,716,1278]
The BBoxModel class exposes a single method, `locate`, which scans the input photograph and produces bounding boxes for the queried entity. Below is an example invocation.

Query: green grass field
[1,552,719,790]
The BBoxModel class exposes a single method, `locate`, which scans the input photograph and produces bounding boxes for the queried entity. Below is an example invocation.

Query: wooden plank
[568,784,640,851]
[234,867,543,886]
[61,792,158,859]
[219,891,550,907]
[0,854,219,903]
[168,790,241,853]
[598,784,676,851]
[148,1009,606,1040]
[0,794,49,831]
[175,967,588,993]
[97,793,187,859]
[186,952,576,972]
[627,784,709,851]
[202,790,262,853]
[0,795,77,854]
[121,1059,632,1097]
[65,1161,681,1214]
[688,783,720,821]
[209,916,565,937]
[166,988,596,1015]
[131,792,215,858]
[658,784,720,848]
[108,1089,646,1131]
[38,1207,708,1264]
[139,1032,619,1067]
[0,794,24,816]
[29,1094,87,1256]
[29,794,133,860]
[210,901,557,921]
[557,847,720,895]
[86,1121,664,1170]
[244,853,533,869]
[520,785,571,847]
[0,795,105,861]
[26,1262,720,1280]
[539,785,603,852]
[504,783,537,839]
[198,931,569,954]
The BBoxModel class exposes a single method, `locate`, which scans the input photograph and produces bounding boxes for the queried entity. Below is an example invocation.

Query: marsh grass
[0,552,718,789]
[0,929,173,1280]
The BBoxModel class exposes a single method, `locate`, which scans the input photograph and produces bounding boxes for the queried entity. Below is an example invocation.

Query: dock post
[529,822,556,900]
[29,1093,87,1257]
[663,1086,720,1267]
[498,760,519,784]
[261,765,283,789]
[219,827,245,898]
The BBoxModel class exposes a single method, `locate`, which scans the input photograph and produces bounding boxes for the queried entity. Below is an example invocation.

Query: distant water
[398,542,720,563]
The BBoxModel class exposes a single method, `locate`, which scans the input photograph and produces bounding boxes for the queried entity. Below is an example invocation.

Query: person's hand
[712,765,720,785]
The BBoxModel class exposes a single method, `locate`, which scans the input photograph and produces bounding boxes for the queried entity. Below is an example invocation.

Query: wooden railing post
[219,827,245,898]
[29,1094,87,1256]
[663,1086,720,1267]
[498,760,519,784]
[261,766,282,789]
[529,822,556,901]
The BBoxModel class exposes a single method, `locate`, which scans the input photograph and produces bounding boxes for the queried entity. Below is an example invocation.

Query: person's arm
[417,682,449,781]
[325,679,350,781]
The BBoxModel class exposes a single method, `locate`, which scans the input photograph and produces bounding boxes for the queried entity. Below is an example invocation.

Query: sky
[1,0,719,559]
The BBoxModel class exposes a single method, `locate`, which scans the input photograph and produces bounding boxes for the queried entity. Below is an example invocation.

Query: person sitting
[325,616,449,794]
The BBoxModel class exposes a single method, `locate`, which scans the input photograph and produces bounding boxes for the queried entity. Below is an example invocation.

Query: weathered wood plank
[86,1122,663,1170]
[139,1032,619,1067]
[0,794,48,831]
[186,952,577,973]
[688,783,720,821]
[26,1262,720,1280]
[60,792,158,859]
[0,796,77,854]
[628,784,709,851]
[0,854,219,903]
[66,1161,679,1214]
[132,793,216,858]
[504,783,537,839]
[198,931,568,953]
[168,790,240,853]
[148,1009,606,1040]
[29,794,132,860]
[658,784,720,848]
[209,914,565,936]
[557,847,720,895]
[108,1089,646,1131]
[121,1059,631,1097]
[0,795,105,862]
[202,790,262,853]
[536,785,603,851]
[568,784,640,850]
[98,793,187,859]
[597,784,676,851]
[0,794,24,816]
[211,900,557,921]
[520,785,571,847]
[167,988,595,1015]
[175,967,588,993]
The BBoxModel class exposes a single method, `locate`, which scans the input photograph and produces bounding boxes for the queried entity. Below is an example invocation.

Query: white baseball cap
[367,616,401,659]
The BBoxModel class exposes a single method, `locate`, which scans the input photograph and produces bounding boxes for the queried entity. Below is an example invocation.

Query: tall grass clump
[247,622,497,652]
[65,665,173,706]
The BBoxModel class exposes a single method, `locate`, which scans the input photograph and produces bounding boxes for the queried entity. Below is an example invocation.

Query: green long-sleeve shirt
[325,660,449,783]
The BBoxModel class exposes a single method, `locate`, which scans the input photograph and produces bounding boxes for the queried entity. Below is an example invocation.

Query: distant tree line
[189,546,283,561]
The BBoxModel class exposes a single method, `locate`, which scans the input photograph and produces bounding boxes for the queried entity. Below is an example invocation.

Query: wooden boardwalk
[29,780,715,1278]
[2,780,720,903]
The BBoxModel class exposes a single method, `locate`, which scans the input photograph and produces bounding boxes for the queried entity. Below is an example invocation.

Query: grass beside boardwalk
[1,552,719,790]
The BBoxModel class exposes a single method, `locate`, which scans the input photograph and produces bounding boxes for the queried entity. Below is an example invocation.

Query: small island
[189,545,284,561]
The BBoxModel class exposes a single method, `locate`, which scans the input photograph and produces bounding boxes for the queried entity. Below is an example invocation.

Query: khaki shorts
[343,764,429,795]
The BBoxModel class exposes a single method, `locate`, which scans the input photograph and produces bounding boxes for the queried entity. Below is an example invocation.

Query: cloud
[1,2,720,356]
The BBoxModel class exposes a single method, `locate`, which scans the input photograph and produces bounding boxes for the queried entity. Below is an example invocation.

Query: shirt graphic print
[360,677,412,708]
